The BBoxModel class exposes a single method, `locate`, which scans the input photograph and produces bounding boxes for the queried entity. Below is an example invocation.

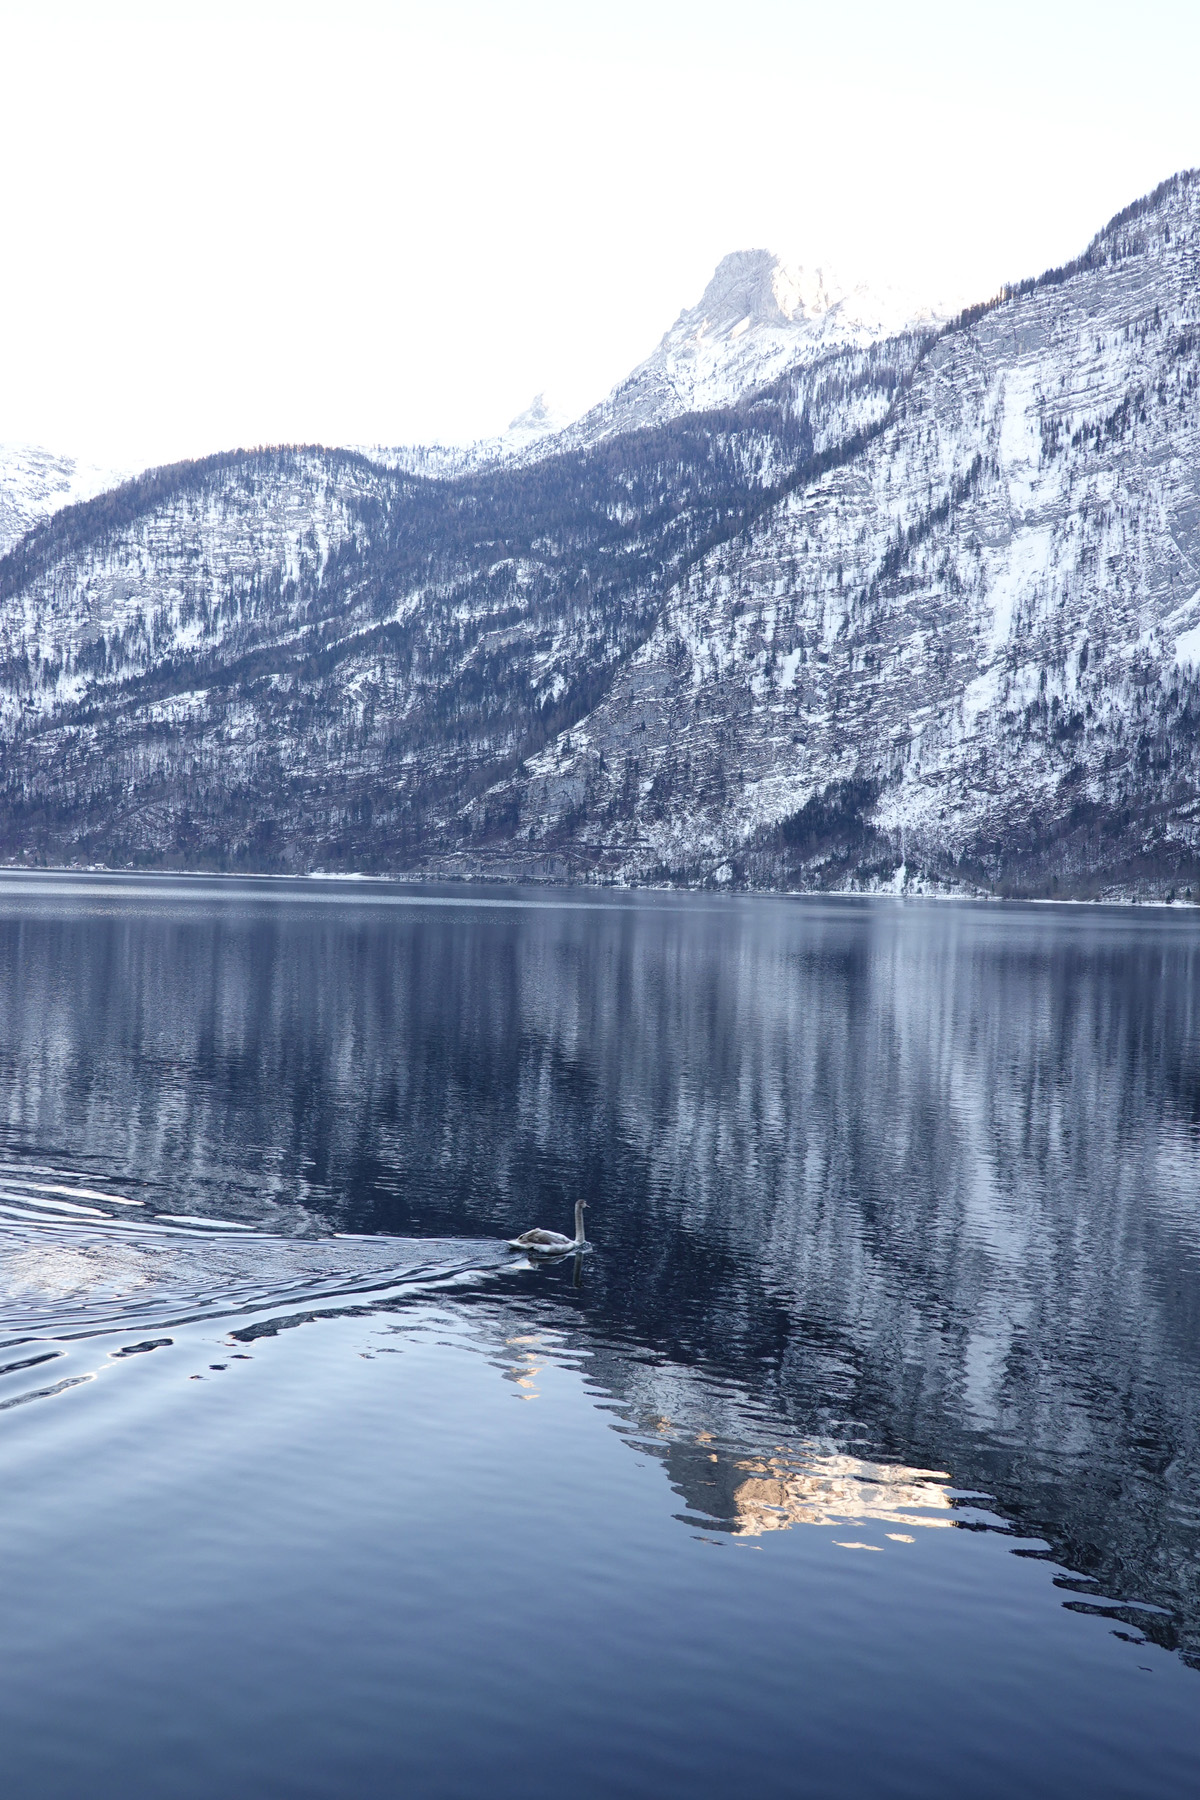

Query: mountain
[0,442,129,558]
[0,344,920,874]
[0,170,1198,898]
[553,251,945,451]
[501,391,573,450]
[517,172,1200,898]
[369,253,940,474]
[358,392,573,481]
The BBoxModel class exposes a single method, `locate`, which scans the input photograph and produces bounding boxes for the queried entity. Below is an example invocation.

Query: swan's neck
[574,1200,586,1245]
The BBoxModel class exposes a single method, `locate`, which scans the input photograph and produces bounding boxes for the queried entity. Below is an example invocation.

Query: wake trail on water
[0,1163,513,1349]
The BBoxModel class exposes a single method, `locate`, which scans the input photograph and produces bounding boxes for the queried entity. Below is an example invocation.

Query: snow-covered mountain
[500,391,573,450]
[1,170,1198,898]
[366,253,942,475]
[0,442,129,557]
[552,250,946,451]
[357,392,573,481]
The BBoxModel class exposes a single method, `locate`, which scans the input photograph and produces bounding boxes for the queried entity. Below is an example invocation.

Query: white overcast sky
[1,0,1198,468]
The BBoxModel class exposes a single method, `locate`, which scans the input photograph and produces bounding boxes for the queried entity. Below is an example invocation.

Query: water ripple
[0,1164,513,1347]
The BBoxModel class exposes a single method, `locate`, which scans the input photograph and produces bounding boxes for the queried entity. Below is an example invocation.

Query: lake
[0,872,1196,1798]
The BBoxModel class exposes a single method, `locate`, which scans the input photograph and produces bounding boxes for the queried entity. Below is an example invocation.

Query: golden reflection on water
[504,1334,544,1400]
[728,1449,954,1539]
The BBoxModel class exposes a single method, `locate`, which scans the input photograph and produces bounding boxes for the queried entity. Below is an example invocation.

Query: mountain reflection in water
[0,873,1198,1673]
[728,1450,954,1537]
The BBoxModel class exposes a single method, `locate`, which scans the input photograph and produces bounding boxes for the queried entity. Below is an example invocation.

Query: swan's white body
[508,1199,588,1254]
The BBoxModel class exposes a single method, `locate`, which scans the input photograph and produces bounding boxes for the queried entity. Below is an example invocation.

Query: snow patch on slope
[1172,588,1200,666]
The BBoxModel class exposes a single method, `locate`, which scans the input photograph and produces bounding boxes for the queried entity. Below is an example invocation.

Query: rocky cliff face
[0,171,1198,896]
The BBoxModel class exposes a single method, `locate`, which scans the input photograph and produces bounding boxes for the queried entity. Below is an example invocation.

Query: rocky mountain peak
[506,392,568,436]
[677,250,841,340]
[544,248,945,450]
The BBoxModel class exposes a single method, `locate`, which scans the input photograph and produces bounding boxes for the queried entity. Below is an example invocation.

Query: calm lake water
[0,872,1197,1798]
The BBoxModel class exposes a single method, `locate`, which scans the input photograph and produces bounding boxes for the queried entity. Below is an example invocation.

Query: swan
[508,1200,588,1255]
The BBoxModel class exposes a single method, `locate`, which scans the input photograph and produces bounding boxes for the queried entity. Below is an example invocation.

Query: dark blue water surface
[0,872,1197,1798]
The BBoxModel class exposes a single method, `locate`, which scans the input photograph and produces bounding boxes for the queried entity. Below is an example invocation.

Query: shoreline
[0,860,1198,915]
